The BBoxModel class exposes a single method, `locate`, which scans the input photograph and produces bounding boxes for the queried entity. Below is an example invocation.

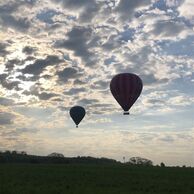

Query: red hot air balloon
[110,73,143,115]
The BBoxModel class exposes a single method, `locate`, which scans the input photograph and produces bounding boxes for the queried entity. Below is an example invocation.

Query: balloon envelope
[70,106,85,127]
[110,73,143,114]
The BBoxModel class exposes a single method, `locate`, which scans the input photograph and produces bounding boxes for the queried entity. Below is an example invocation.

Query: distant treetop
[47,152,64,158]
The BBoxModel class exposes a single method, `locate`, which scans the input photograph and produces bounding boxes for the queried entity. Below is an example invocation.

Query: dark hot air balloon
[70,106,85,127]
[110,73,143,115]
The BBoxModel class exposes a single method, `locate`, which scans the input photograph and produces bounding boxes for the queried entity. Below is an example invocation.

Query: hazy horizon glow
[0,0,194,166]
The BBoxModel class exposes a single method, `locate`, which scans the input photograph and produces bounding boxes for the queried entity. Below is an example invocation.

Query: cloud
[115,0,151,22]
[37,92,58,100]
[0,0,36,31]
[77,98,99,107]
[0,43,10,57]
[57,67,83,82]
[0,112,15,125]
[15,127,38,134]
[54,0,101,23]
[0,74,21,90]
[178,0,194,21]
[0,1,21,14]
[21,55,62,77]
[22,46,36,55]
[0,74,7,82]
[151,20,190,39]
[86,103,115,115]
[22,83,58,100]
[64,87,86,95]
[0,97,15,106]
[73,79,86,85]
[55,26,99,66]
[14,106,55,120]
[5,59,22,72]
[0,15,30,32]
[158,135,175,143]
[36,9,60,24]
[92,80,109,90]
[146,99,165,105]
[1,127,39,137]
[140,73,168,85]
[159,35,194,57]
[152,0,182,11]
[167,95,194,106]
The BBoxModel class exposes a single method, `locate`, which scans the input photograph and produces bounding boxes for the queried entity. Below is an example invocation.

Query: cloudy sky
[0,0,194,166]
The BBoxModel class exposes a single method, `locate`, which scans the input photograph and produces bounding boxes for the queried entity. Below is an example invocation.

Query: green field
[0,164,194,194]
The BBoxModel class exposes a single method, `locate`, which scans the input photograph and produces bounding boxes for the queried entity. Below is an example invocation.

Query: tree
[47,153,64,158]
[4,150,11,154]
[128,157,153,166]
[12,151,18,154]
[21,151,27,155]
[160,162,165,167]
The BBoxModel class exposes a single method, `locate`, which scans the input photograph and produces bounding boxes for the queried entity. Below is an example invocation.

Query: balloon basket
[123,112,129,115]
[76,125,78,128]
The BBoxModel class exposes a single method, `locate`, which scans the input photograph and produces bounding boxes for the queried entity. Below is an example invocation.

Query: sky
[0,0,194,166]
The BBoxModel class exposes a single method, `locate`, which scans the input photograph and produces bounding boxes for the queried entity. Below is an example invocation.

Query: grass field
[0,164,194,194]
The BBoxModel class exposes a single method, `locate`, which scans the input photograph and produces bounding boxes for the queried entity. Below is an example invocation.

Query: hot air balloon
[70,106,85,127]
[110,73,143,115]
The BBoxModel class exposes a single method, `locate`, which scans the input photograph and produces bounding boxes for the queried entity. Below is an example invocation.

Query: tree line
[1,150,190,168]
[0,150,118,164]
